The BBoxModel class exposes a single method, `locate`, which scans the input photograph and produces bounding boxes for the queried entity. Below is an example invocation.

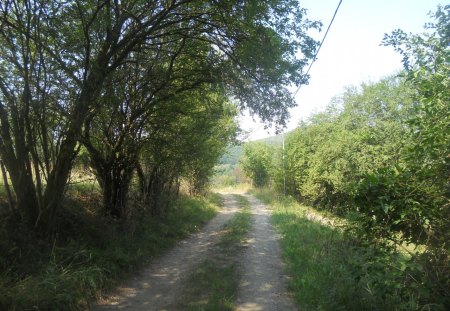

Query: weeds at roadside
[252,188,440,311]
[0,191,220,310]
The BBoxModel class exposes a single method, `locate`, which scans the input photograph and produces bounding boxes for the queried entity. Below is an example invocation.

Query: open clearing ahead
[95,193,296,311]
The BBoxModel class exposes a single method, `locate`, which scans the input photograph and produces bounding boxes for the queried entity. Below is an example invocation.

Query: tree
[82,32,234,218]
[0,0,319,232]
[374,4,450,248]
[351,7,449,304]
[383,5,450,179]
[279,76,414,211]
[240,142,274,187]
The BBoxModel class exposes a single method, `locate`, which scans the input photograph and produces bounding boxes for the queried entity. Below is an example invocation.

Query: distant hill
[255,133,284,146]
[219,145,243,166]
[218,131,292,167]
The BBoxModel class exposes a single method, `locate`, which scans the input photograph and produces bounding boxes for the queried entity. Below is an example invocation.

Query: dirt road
[94,193,296,310]
[235,194,297,311]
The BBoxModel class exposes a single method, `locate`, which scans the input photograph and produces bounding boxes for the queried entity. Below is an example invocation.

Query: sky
[240,0,445,141]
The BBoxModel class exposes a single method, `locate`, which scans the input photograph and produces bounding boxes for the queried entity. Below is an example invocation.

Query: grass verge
[175,194,252,311]
[252,188,436,311]
[0,192,220,311]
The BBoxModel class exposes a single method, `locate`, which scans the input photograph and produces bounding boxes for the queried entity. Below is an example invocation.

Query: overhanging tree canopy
[0,0,319,231]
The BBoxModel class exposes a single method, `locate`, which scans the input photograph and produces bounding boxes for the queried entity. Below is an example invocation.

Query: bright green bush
[249,6,450,307]
[240,142,275,187]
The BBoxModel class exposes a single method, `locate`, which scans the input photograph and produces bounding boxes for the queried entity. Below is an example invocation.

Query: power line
[293,0,343,97]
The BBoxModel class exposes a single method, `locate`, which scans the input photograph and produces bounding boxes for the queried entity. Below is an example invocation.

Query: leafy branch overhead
[0,0,318,231]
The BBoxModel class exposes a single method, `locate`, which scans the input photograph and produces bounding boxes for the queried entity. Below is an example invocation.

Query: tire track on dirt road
[235,194,297,311]
[94,194,240,310]
[94,193,296,311]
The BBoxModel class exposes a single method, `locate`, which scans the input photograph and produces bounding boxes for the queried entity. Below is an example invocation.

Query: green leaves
[243,6,450,308]
[0,0,319,227]
[350,8,450,305]
[281,76,414,211]
[240,142,275,187]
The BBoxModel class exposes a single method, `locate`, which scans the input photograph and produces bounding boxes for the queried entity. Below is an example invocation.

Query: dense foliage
[241,6,449,308]
[0,0,318,231]
[240,142,275,187]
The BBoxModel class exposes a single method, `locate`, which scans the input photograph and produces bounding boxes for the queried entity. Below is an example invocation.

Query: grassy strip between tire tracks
[0,191,220,310]
[252,188,436,311]
[175,194,252,311]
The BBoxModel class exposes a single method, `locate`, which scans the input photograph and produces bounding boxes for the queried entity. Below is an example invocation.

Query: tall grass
[0,192,220,310]
[252,188,436,311]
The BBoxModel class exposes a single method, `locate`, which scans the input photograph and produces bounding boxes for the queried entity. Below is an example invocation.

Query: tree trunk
[37,64,108,232]
[144,166,178,216]
[5,160,40,225]
[17,176,40,225]
[90,154,136,220]
[136,162,146,197]
[101,165,134,219]
[0,160,15,212]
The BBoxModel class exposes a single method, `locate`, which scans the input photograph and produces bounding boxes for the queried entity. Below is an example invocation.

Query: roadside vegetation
[254,188,436,310]
[242,7,449,310]
[0,189,220,310]
[0,1,447,309]
[176,194,252,311]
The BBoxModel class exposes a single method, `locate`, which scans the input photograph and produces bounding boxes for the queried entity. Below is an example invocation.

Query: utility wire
[293,0,343,97]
